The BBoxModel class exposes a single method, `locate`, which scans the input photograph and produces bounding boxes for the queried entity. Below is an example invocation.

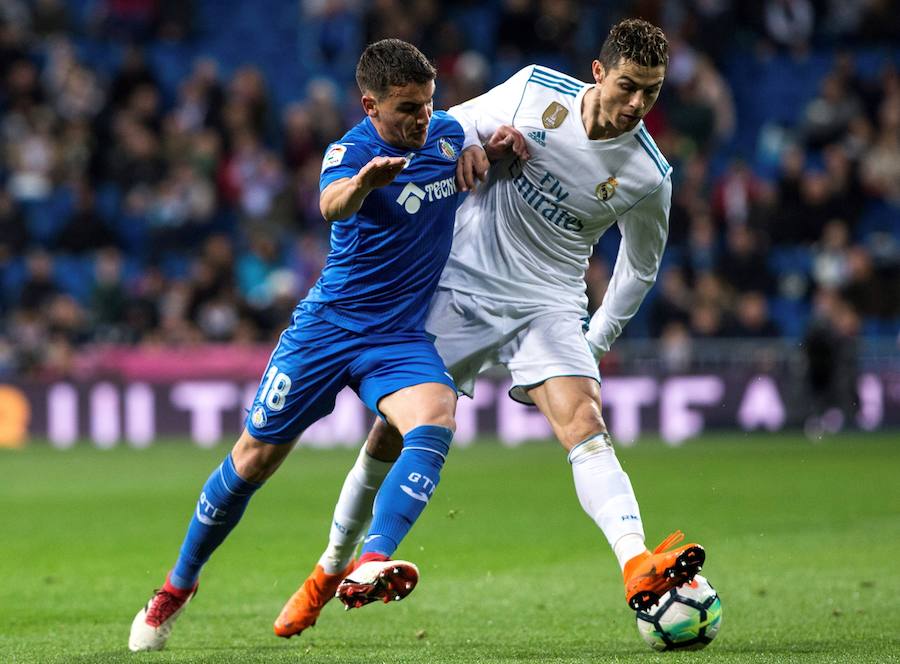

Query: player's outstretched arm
[585,178,671,359]
[320,156,408,221]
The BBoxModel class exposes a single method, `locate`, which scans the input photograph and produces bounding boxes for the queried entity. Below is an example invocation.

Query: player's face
[592,58,665,134]
[364,80,435,149]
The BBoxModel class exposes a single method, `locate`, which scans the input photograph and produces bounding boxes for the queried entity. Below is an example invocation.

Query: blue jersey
[302,111,464,334]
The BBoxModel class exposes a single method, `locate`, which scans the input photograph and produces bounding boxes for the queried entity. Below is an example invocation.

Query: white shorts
[425,287,601,405]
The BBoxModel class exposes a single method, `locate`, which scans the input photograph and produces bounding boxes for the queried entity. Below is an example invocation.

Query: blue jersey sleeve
[319,141,370,191]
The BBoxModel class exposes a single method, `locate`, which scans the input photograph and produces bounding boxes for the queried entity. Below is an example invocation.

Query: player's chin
[405,130,428,148]
[619,114,641,129]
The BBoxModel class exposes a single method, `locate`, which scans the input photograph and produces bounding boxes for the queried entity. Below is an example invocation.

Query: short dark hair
[599,19,669,71]
[355,39,436,99]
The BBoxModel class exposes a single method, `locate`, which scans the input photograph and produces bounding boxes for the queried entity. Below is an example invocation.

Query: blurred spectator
[0,191,28,266]
[31,0,70,37]
[659,321,693,372]
[860,88,900,204]
[650,266,691,336]
[122,266,164,343]
[800,74,863,150]
[56,182,118,253]
[109,45,159,111]
[237,233,283,309]
[43,39,106,122]
[6,111,57,201]
[717,225,776,295]
[763,0,814,53]
[689,300,726,338]
[811,220,851,289]
[665,44,734,154]
[684,210,719,277]
[90,247,128,340]
[803,291,860,437]
[18,250,59,312]
[732,291,781,338]
[712,159,767,229]
[841,246,898,320]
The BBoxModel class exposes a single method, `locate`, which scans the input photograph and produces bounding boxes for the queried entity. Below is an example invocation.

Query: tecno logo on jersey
[396,177,457,214]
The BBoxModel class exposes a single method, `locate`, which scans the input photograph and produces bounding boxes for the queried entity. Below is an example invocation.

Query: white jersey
[444,65,672,355]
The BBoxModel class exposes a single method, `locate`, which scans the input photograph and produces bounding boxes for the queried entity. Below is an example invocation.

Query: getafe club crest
[251,405,267,428]
[438,138,458,161]
[542,102,569,129]
[595,176,618,201]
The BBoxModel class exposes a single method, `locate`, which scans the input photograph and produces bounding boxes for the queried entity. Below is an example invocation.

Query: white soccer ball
[635,575,723,651]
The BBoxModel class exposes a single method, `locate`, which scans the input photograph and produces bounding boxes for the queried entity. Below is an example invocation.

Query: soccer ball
[635,575,722,651]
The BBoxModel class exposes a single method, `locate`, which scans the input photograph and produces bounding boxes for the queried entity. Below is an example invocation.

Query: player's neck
[581,86,624,141]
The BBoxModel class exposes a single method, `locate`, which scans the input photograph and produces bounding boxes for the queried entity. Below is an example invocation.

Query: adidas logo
[527,130,546,146]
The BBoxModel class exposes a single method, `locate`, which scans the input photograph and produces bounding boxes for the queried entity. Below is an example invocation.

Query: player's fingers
[506,129,529,160]
[472,150,490,182]
[456,156,475,191]
[456,148,481,191]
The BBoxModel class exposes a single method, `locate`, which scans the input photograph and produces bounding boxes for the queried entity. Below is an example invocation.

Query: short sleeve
[319,142,369,191]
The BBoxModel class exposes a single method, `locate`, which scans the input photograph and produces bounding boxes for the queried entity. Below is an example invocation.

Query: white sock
[318,443,393,574]
[568,433,646,571]
[613,533,648,571]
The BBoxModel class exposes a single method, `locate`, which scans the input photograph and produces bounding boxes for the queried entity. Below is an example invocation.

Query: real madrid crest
[595,176,618,201]
[542,102,569,129]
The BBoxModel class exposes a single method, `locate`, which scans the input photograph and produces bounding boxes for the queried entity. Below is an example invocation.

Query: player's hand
[456,145,489,192]
[356,156,409,190]
[485,125,529,162]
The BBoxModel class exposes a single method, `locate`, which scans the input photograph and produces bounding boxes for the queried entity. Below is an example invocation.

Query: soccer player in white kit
[275,19,705,638]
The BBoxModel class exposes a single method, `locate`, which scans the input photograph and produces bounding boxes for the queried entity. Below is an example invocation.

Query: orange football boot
[623,530,705,611]
[273,561,354,638]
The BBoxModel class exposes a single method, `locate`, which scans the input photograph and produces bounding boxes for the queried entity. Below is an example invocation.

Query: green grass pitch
[2,433,899,663]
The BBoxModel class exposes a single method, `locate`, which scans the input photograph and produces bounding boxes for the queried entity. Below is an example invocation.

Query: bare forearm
[320,177,372,222]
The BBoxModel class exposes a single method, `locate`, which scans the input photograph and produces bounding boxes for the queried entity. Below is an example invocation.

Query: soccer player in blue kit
[129,39,465,652]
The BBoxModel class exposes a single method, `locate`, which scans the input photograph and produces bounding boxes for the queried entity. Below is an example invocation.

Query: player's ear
[361,94,378,118]
[592,60,606,85]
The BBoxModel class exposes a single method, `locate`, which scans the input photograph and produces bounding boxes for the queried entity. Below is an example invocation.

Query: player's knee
[559,399,607,449]
[421,412,456,433]
[232,431,291,482]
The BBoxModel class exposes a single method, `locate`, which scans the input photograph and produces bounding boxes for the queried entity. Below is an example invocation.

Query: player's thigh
[246,312,354,445]
[425,287,511,397]
[352,334,457,436]
[503,311,601,406]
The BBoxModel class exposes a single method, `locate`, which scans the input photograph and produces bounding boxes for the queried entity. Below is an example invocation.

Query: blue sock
[361,425,453,558]
[169,454,262,589]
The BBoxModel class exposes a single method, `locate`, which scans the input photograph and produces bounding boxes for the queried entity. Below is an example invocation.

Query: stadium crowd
[1,0,899,379]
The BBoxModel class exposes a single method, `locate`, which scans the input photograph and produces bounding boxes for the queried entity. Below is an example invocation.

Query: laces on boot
[653,530,684,554]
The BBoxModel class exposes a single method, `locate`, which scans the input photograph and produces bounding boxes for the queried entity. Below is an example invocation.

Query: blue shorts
[245,309,456,444]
